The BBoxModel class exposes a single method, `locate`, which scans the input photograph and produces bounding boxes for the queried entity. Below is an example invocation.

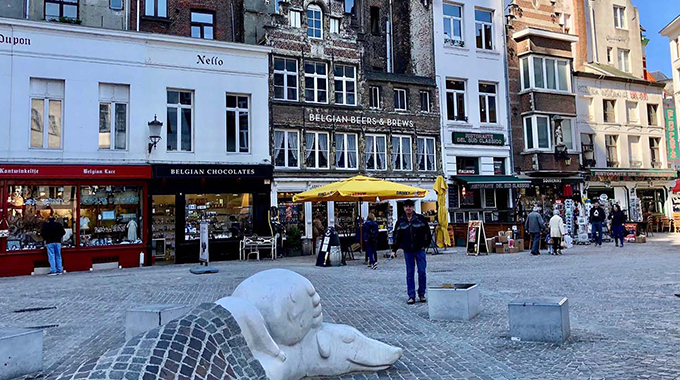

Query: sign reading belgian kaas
[453,132,504,146]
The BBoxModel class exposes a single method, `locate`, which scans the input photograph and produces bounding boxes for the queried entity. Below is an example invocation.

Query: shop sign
[591,170,676,181]
[457,169,477,175]
[153,164,273,179]
[665,108,679,161]
[453,132,504,146]
[543,178,562,183]
[196,55,223,66]
[308,112,415,128]
[0,165,151,179]
[0,33,31,46]
[468,182,531,189]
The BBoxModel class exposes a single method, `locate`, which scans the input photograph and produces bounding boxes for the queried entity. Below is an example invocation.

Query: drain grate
[14,306,57,313]
[27,324,59,329]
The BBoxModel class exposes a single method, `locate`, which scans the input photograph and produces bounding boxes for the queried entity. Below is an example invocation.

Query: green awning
[452,175,532,189]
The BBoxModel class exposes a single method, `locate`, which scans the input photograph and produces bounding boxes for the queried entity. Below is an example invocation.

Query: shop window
[647,104,659,126]
[6,185,76,251]
[304,61,328,103]
[392,135,413,171]
[191,11,214,39]
[370,7,380,35]
[30,78,64,150]
[445,79,466,121]
[335,133,358,169]
[417,137,436,171]
[519,56,570,92]
[290,10,301,28]
[145,0,166,17]
[45,0,77,20]
[483,189,496,208]
[79,186,142,247]
[366,134,387,170]
[307,4,323,39]
[274,57,298,101]
[277,192,305,234]
[98,83,129,150]
[274,130,300,168]
[474,9,493,50]
[613,5,626,30]
[629,135,642,167]
[523,115,551,151]
[110,0,122,10]
[443,3,463,45]
[185,194,252,240]
[603,99,616,123]
[617,49,630,73]
[151,195,175,261]
[226,94,250,153]
[605,134,619,167]
[626,101,639,124]
[420,91,430,112]
[369,86,381,109]
[650,137,661,168]
[334,65,356,106]
[581,133,596,167]
[166,90,193,152]
[460,188,481,209]
[637,189,665,215]
[478,82,497,123]
[394,88,407,111]
[330,18,340,34]
[493,158,505,175]
[305,131,329,169]
[456,156,478,174]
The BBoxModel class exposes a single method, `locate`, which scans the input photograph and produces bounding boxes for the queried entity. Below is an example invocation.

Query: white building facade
[0,18,271,275]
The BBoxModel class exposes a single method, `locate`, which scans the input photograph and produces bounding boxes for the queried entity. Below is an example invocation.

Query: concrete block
[508,297,570,344]
[428,284,479,321]
[125,304,192,341]
[0,328,43,380]
[32,267,51,275]
[91,262,119,271]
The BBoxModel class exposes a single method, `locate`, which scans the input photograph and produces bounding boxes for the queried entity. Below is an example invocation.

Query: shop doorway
[152,195,176,262]
[637,189,666,215]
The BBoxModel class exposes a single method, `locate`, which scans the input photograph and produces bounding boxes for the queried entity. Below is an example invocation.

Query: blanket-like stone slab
[58,304,267,380]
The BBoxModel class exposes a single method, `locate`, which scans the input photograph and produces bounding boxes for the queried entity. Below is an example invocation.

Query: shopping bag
[0,218,8,238]
[563,235,573,249]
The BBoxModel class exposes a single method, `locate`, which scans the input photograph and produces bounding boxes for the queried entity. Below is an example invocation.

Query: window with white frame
[478,82,497,123]
[650,137,661,167]
[334,133,358,169]
[445,79,466,121]
[369,86,381,109]
[581,133,595,166]
[392,135,412,171]
[628,135,642,167]
[519,56,571,92]
[274,57,298,101]
[30,78,64,149]
[307,5,322,39]
[420,91,430,112]
[274,130,299,168]
[144,0,166,17]
[45,0,78,19]
[626,101,639,124]
[605,135,619,167]
[191,11,214,39]
[304,61,328,103]
[305,131,329,169]
[110,0,122,10]
[613,5,626,29]
[365,134,386,170]
[647,104,659,126]
[98,83,129,150]
[617,49,630,72]
[290,10,301,27]
[166,90,193,152]
[330,17,340,33]
[475,9,493,50]
[523,115,551,151]
[394,88,407,111]
[417,137,436,171]
[334,65,356,105]
[561,118,574,150]
[226,95,249,153]
[443,3,463,44]
[603,99,616,123]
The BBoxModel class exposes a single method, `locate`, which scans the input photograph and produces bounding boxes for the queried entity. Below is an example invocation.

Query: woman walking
[610,204,626,247]
[363,213,380,269]
[549,210,566,255]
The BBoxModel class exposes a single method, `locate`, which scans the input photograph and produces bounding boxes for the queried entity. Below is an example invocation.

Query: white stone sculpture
[215,269,403,380]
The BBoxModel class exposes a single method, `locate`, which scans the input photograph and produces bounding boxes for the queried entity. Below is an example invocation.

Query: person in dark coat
[41,217,65,275]
[363,213,379,270]
[609,204,626,247]
[392,200,432,304]
[525,206,546,255]
[589,201,606,246]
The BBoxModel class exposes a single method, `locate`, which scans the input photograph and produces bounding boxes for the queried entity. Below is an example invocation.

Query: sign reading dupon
[666,108,679,161]
[0,33,31,46]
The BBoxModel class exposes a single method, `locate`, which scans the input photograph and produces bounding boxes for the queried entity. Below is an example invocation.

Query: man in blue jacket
[392,199,432,304]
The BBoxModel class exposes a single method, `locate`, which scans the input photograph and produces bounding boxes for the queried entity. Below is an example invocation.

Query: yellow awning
[292,175,428,203]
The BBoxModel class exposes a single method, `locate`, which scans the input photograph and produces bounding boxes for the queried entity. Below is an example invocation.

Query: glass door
[152,195,176,261]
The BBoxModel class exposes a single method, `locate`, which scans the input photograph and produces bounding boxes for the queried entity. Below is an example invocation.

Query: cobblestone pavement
[2,234,680,380]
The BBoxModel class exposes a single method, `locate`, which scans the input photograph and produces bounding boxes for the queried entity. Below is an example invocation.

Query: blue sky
[640,0,680,76]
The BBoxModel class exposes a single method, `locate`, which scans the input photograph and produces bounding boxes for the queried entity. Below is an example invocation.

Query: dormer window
[307,4,323,39]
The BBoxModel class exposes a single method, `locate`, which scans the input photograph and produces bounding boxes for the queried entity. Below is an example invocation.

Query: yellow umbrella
[292,175,428,203]
[434,175,451,247]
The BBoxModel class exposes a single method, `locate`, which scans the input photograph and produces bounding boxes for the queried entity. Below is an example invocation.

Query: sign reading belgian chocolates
[153,164,273,179]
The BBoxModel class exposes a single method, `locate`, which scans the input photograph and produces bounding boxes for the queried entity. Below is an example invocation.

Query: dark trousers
[530,232,541,254]
[366,242,377,265]
[552,237,562,254]
[592,222,603,245]
[404,250,427,298]
[612,225,625,246]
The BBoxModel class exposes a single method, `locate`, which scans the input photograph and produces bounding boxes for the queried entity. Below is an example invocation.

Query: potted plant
[284,226,303,257]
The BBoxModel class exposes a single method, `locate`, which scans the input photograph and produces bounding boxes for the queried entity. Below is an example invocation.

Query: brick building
[248,0,442,250]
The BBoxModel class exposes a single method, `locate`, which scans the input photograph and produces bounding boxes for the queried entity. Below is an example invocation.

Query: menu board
[449,184,459,209]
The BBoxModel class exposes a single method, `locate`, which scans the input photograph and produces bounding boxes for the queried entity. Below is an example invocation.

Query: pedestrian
[609,204,626,247]
[312,213,325,253]
[41,216,65,275]
[589,201,606,246]
[363,213,379,270]
[525,206,546,255]
[392,199,431,305]
[549,210,566,255]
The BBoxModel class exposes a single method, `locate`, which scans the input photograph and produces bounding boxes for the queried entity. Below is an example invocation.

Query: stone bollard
[428,283,480,321]
[508,297,571,344]
[0,328,43,380]
[125,304,192,341]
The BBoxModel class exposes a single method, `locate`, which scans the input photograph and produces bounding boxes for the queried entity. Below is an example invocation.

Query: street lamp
[148,115,163,154]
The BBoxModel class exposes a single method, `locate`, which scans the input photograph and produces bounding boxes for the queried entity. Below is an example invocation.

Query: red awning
[0,164,152,179]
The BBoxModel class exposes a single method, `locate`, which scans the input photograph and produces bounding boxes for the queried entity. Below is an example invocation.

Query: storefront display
[637,189,666,215]
[335,202,358,229]
[185,194,253,240]
[79,186,142,247]
[152,195,176,260]
[277,192,305,233]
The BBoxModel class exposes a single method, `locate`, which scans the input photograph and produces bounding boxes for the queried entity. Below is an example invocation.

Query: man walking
[525,206,546,255]
[392,200,431,305]
[589,201,606,246]
[41,217,65,275]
